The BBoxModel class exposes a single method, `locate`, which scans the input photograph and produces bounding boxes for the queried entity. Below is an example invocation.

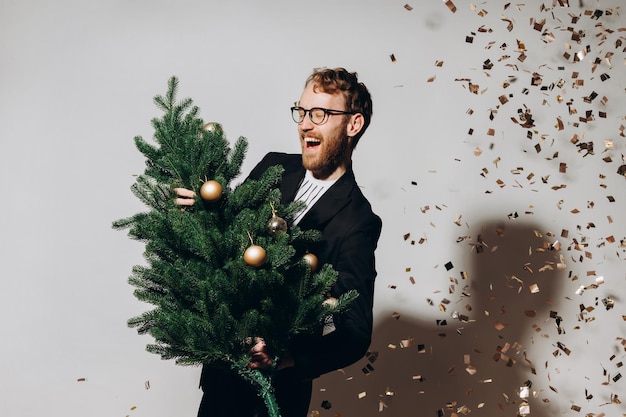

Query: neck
[311,168,343,181]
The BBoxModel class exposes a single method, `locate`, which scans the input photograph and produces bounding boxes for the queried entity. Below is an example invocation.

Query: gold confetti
[400,338,415,348]
[502,17,514,32]
[518,402,531,415]
[556,117,564,130]
[443,0,457,13]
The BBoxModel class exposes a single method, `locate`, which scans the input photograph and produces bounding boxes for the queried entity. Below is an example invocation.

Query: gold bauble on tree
[202,121,224,136]
[200,180,222,201]
[244,245,267,267]
[303,252,319,272]
[267,213,288,234]
[267,203,288,234]
[322,297,338,308]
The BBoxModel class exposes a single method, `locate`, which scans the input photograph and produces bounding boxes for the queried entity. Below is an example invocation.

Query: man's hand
[174,187,196,206]
[248,338,294,371]
[249,337,273,370]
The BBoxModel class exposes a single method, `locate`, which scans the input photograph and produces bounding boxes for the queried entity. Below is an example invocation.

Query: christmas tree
[113,77,357,417]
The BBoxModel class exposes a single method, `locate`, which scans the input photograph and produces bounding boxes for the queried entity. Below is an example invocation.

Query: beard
[301,130,351,179]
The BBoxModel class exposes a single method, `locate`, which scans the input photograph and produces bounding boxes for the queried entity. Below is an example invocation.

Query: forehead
[298,83,345,108]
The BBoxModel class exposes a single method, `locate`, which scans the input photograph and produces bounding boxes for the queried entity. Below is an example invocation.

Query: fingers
[249,357,272,369]
[174,188,196,206]
[248,338,272,369]
[174,187,196,198]
[250,339,266,358]
[252,337,265,348]
[174,197,196,206]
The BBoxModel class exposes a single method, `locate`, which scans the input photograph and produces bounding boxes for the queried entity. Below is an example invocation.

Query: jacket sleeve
[290,212,382,380]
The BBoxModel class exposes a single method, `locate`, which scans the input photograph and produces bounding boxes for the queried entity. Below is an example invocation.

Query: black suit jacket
[199,152,382,417]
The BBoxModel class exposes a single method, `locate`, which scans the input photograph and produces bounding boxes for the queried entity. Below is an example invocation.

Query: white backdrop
[1,1,625,416]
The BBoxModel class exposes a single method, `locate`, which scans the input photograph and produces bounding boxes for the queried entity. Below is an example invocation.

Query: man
[176,67,381,417]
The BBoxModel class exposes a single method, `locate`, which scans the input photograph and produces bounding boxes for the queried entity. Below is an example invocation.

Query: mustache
[300,132,323,141]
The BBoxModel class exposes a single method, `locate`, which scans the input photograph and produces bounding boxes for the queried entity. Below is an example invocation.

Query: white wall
[1,1,624,416]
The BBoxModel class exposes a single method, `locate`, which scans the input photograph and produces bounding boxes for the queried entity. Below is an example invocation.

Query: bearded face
[297,84,354,180]
[300,119,351,180]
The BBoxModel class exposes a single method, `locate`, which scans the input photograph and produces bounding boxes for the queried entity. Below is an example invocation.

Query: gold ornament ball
[200,180,222,201]
[202,122,224,135]
[244,245,266,267]
[322,297,338,308]
[267,214,288,234]
[303,252,319,272]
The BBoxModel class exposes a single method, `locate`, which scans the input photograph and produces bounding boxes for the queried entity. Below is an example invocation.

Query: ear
[345,113,364,138]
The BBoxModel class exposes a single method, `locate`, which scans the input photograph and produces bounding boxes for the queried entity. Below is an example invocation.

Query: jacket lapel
[297,169,355,229]
[280,168,306,205]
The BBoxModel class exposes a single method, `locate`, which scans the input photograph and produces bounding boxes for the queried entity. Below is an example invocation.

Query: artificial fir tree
[113,77,357,417]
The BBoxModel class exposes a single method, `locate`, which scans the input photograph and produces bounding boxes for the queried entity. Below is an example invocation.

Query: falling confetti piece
[443,0,457,13]
[519,386,530,399]
[518,402,531,415]
[361,363,375,375]
[400,337,415,348]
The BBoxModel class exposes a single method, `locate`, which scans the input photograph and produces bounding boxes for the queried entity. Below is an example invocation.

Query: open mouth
[305,138,321,148]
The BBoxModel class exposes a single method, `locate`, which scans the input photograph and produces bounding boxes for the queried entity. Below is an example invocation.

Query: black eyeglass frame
[290,106,356,125]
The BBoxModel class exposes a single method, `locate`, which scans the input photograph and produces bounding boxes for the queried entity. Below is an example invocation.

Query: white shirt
[292,170,336,225]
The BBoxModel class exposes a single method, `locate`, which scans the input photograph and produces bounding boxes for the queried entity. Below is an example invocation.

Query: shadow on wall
[310,220,565,417]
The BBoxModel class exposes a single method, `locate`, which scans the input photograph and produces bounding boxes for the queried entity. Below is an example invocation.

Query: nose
[299,113,315,130]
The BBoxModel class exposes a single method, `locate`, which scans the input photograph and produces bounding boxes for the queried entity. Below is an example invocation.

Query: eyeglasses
[291,106,355,125]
